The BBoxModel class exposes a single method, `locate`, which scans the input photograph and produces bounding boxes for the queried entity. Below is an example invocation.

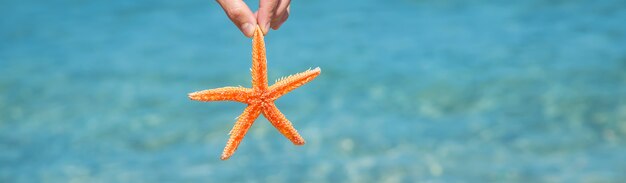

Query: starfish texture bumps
[188,26,321,160]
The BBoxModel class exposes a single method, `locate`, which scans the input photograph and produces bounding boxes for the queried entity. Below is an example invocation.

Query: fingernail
[263,22,270,34]
[242,23,254,38]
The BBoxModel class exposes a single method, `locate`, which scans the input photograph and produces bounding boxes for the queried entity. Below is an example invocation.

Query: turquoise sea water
[2,0,626,182]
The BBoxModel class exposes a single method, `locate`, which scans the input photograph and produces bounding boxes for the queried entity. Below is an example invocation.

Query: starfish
[188,26,321,160]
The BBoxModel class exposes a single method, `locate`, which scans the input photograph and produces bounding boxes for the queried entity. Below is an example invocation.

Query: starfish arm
[188,87,251,103]
[251,26,268,91]
[268,67,321,100]
[221,104,262,160]
[262,103,305,145]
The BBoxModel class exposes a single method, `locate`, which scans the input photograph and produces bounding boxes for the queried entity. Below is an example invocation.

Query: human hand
[216,0,291,38]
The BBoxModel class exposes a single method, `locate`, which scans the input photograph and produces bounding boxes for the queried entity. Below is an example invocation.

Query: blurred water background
[2,0,626,182]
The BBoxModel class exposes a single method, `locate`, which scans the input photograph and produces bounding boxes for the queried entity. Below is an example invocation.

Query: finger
[257,0,280,35]
[271,6,289,30]
[274,0,290,18]
[216,0,257,37]
[270,0,290,30]
[271,5,289,30]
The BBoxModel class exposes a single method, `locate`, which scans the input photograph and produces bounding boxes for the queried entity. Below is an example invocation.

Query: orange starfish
[188,26,321,160]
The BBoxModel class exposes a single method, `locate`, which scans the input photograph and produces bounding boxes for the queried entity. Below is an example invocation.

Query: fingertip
[216,0,256,38]
[242,23,255,38]
[271,23,281,30]
[270,13,289,30]
[257,16,271,35]
[262,22,271,35]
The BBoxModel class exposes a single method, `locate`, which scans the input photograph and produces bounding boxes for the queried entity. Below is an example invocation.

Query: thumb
[216,0,257,37]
